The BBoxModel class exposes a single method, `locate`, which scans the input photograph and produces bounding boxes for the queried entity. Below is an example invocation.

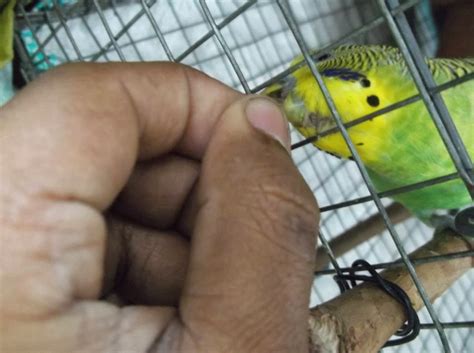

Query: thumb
[179,97,319,352]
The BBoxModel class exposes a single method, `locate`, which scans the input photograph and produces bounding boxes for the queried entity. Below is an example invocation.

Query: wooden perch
[308,228,473,353]
[315,203,411,271]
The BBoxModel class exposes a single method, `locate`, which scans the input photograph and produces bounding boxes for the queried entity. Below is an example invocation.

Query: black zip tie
[334,259,421,347]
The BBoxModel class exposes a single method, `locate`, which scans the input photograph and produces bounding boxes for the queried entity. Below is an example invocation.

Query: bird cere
[265,44,474,227]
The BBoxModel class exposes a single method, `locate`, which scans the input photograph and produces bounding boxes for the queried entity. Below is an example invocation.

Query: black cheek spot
[356,142,364,146]
[360,78,371,87]
[367,95,380,107]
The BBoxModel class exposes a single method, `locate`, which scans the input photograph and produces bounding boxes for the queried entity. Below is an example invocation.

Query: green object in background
[0,0,16,70]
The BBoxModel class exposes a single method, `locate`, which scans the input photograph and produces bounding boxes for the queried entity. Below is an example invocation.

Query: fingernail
[246,98,291,152]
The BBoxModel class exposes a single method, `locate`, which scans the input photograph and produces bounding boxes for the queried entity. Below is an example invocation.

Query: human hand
[0,63,318,352]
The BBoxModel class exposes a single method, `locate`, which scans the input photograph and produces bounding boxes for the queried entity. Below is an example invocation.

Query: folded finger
[104,215,189,306]
[0,62,239,316]
[113,154,199,230]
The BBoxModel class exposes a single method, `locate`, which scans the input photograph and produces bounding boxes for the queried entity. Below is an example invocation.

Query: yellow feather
[288,64,411,165]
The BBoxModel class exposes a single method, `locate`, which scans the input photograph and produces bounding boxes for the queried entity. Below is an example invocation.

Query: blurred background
[2,0,473,352]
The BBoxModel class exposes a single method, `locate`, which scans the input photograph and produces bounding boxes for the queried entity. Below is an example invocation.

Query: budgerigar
[264,45,473,225]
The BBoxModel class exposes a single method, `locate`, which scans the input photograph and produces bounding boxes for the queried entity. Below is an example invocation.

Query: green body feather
[367,75,473,217]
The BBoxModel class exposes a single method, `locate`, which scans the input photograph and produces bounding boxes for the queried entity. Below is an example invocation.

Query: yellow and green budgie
[265,45,473,226]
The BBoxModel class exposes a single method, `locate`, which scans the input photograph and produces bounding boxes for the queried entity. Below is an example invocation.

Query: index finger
[0,62,241,211]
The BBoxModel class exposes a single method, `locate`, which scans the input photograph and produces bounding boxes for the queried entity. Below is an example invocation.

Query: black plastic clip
[334,259,420,347]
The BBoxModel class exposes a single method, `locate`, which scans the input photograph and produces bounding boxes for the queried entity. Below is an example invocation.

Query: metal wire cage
[12,0,473,352]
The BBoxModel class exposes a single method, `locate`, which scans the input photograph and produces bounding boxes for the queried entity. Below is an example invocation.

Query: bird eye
[367,95,380,107]
[360,79,371,87]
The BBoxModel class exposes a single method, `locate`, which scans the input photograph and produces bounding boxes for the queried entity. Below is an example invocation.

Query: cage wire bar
[89,2,150,61]
[315,249,474,276]
[275,0,449,351]
[139,0,174,60]
[11,0,474,352]
[250,0,418,94]
[199,0,251,92]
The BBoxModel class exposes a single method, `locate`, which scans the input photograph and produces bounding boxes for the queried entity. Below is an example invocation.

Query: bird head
[263,45,405,157]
